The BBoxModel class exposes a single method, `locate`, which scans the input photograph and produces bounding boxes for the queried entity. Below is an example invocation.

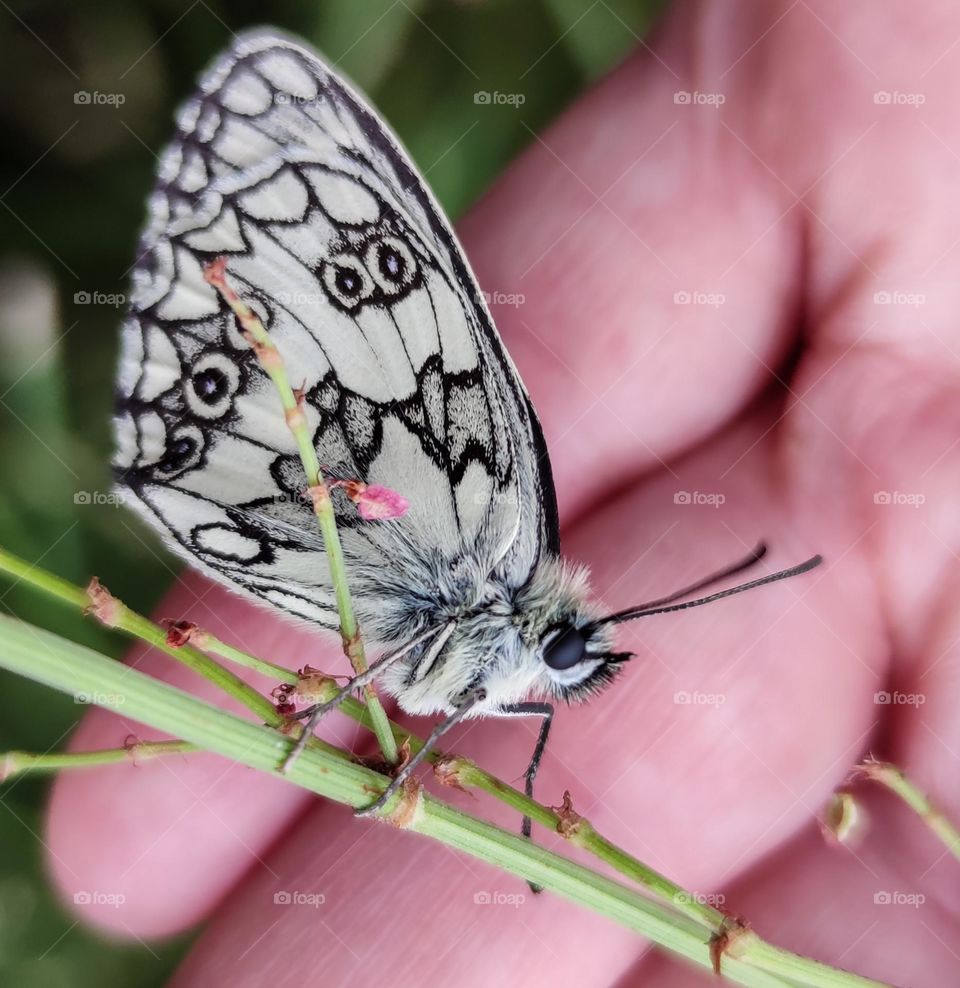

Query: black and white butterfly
[114,29,819,813]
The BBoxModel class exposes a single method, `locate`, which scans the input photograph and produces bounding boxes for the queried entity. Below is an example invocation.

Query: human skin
[45,2,960,984]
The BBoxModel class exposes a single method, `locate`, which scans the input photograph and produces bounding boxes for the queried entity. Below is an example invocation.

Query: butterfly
[114,29,820,815]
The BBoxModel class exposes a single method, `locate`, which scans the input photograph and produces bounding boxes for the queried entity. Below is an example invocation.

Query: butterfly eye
[366,236,415,293]
[542,625,588,671]
[322,255,373,309]
[184,353,240,419]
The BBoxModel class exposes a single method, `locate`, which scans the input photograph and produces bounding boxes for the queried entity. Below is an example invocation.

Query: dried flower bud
[821,790,867,847]
[85,577,120,627]
[165,620,203,648]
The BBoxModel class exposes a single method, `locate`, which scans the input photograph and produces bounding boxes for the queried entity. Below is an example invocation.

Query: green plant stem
[859,758,960,864]
[290,677,722,929]
[0,546,347,764]
[194,632,294,682]
[2,740,198,779]
[0,545,278,724]
[0,551,908,985]
[745,939,889,988]
[0,613,891,988]
[203,259,396,765]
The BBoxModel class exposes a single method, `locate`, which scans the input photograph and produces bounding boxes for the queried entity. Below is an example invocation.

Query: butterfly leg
[496,702,554,838]
[280,624,451,774]
[354,686,488,818]
[497,701,554,893]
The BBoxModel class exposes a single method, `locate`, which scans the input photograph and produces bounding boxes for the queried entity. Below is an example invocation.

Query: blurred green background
[0,1,661,984]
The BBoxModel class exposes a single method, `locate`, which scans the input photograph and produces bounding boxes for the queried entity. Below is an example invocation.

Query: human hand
[47,3,960,984]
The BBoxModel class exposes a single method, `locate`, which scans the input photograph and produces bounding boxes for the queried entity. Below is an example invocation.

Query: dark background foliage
[0,1,661,983]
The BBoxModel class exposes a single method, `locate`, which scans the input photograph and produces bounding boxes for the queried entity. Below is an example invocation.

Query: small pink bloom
[347,482,409,521]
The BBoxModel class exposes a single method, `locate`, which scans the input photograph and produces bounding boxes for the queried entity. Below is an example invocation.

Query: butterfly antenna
[595,547,822,626]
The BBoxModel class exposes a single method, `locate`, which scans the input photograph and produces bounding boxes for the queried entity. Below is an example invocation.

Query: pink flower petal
[353,483,409,521]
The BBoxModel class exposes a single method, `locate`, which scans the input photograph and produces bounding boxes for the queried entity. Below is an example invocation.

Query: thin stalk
[859,758,960,864]
[0,613,891,988]
[203,258,396,765]
[746,939,890,988]
[173,625,294,682]
[297,675,723,928]
[3,740,197,779]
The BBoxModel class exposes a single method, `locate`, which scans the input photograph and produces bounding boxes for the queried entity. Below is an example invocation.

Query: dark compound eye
[542,625,588,671]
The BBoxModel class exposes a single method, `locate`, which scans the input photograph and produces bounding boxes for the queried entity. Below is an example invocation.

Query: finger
[757,2,960,927]
[878,567,960,926]
[461,17,803,520]
[167,798,634,988]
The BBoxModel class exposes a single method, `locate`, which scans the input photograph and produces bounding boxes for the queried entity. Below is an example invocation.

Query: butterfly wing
[114,29,559,637]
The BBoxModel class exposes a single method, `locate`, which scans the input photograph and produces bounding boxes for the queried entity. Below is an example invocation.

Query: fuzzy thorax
[371,553,619,716]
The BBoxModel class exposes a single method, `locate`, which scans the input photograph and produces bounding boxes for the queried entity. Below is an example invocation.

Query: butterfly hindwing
[114,29,559,637]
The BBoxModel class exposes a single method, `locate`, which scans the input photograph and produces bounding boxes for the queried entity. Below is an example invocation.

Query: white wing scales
[115,29,559,639]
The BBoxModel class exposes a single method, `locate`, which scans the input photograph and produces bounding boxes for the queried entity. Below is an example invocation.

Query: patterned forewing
[114,31,559,634]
